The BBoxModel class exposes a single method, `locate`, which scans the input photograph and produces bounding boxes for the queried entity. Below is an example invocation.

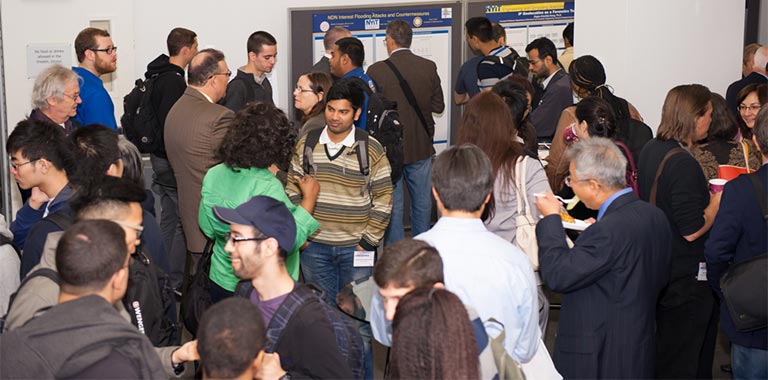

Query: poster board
[290,3,462,149]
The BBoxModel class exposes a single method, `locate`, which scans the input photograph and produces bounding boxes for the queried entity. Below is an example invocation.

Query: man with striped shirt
[286,78,393,307]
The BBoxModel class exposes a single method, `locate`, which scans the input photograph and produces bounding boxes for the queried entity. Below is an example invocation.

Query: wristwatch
[170,349,185,376]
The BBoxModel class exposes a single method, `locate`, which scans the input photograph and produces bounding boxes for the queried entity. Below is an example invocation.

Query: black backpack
[350,78,404,184]
[478,46,530,81]
[180,239,214,338]
[235,281,365,379]
[121,71,180,154]
[23,211,179,345]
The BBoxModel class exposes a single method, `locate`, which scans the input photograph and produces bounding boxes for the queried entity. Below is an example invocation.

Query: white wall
[575,0,745,131]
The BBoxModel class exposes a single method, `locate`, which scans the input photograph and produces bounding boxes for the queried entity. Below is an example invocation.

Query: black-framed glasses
[225,232,268,245]
[210,70,232,79]
[90,46,117,54]
[565,175,594,187]
[9,158,39,170]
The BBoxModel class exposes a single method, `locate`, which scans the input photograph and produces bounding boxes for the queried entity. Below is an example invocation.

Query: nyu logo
[365,19,380,30]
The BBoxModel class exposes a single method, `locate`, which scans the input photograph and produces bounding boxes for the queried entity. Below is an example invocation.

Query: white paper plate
[562,219,590,231]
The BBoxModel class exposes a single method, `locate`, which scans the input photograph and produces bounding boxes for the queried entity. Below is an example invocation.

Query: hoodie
[144,54,186,159]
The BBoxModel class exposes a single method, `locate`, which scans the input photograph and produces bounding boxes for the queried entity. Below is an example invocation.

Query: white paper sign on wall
[27,44,71,79]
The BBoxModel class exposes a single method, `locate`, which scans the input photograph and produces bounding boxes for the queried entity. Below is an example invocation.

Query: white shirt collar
[193,87,214,103]
[542,68,562,89]
[319,126,356,147]
[390,48,409,55]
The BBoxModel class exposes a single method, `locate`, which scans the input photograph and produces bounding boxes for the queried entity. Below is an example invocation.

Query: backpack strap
[43,210,74,231]
[650,147,686,206]
[0,234,20,259]
[264,284,318,352]
[515,156,530,218]
[352,128,372,199]
[302,128,322,176]
[382,60,431,139]
[614,140,640,196]
[5,268,60,322]
[747,172,767,221]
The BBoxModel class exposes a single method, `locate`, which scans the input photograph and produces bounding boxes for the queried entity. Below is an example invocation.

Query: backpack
[235,281,365,379]
[31,211,178,345]
[180,239,214,338]
[121,71,181,154]
[477,46,530,82]
[0,268,59,333]
[350,78,404,184]
[719,173,768,332]
[302,127,374,198]
[614,141,640,196]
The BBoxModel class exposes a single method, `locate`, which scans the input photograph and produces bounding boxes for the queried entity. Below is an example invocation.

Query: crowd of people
[0,15,766,380]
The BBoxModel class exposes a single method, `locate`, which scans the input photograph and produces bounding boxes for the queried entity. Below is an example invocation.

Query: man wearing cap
[213,196,355,380]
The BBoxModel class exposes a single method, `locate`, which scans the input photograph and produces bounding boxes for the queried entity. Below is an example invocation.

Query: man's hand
[260,352,287,380]
[296,174,320,199]
[172,340,199,363]
[534,192,562,217]
[28,187,49,210]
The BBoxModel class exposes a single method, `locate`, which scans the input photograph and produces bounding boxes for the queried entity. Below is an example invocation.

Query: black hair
[247,31,277,55]
[6,119,74,172]
[199,298,267,379]
[326,77,365,111]
[465,17,493,43]
[373,239,443,289]
[56,220,127,292]
[217,103,297,171]
[525,37,560,67]
[563,22,574,45]
[335,37,365,68]
[491,77,537,152]
[69,124,120,188]
[70,175,147,220]
[575,97,617,139]
[431,144,494,213]
[707,93,739,141]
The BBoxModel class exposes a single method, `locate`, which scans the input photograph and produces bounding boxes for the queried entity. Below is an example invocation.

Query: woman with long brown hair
[457,91,552,333]
[637,84,720,379]
[390,288,480,380]
[293,71,333,136]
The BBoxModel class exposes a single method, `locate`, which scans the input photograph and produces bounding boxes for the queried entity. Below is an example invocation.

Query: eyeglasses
[112,220,144,239]
[738,105,761,113]
[565,175,594,187]
[294,86,315,94]
[61,92,80,101]
[9,158,39,170]
[210,70,232,79]
[90,46,117,54]
[225,232,268,245]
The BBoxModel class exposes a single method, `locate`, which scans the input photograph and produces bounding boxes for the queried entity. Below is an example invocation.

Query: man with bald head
[164,48,235,286]
[727,45,768,116]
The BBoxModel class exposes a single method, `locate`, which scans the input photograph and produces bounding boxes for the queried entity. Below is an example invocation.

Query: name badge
[353,250,375,267]
[697,262,707,281]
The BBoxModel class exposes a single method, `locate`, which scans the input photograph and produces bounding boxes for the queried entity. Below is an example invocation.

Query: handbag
[485,318,526,380]
[717,141,752,181]
[514,156,540,269]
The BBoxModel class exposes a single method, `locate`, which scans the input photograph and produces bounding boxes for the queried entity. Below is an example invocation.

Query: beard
[94,55,116,75]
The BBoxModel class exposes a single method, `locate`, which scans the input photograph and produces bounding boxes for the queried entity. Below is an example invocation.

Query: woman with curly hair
[390,287,480,380]
[199,103,320,302]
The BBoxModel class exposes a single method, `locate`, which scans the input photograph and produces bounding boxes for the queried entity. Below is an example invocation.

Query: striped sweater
[286,130,393,249]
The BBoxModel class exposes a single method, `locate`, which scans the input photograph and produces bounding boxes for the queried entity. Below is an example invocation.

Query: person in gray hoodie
[0,215,19,316]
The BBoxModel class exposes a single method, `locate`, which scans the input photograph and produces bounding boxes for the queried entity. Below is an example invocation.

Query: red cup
[709,178,727,193]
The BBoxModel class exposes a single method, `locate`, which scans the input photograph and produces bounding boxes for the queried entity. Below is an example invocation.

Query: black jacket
[221,68,274,112]
[145,54,186,159]
[235,281,354,380]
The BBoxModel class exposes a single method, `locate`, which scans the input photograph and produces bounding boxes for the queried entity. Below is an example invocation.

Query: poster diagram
[485,2,574,54]
[312,8,453,150]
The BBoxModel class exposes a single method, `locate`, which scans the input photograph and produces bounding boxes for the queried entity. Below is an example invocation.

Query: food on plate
[559,209,575,223]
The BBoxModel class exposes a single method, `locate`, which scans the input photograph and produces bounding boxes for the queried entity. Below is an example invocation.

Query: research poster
[312,8,453,151]
[485,2,574,55]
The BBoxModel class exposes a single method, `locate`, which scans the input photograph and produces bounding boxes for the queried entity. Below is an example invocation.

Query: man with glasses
[165,49,234,293]
[215,196,355,380]
[72,27,118,129]
[534,137,672,379]
[5,119,73,257]
[525,37,573,141]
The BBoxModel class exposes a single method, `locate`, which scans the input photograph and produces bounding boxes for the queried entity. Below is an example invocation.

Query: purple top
[250,289,290,326]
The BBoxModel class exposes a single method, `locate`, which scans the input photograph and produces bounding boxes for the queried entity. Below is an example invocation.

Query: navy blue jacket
[704,163,768,348]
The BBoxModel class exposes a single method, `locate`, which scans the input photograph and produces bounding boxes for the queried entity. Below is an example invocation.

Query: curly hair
[390,288,480,380]
[216,103,297,170]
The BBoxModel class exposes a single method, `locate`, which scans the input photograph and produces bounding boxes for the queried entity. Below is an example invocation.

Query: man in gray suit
[367,20,445,244]
[164,48,234,296]
[526,37,572,141]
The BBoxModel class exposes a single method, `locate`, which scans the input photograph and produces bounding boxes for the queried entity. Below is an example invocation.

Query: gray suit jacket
[367,49,445,164]
[164,87,234,252]
[530,69,573,139]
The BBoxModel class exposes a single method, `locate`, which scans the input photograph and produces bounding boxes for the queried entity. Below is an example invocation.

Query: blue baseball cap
[213,196,297,252]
